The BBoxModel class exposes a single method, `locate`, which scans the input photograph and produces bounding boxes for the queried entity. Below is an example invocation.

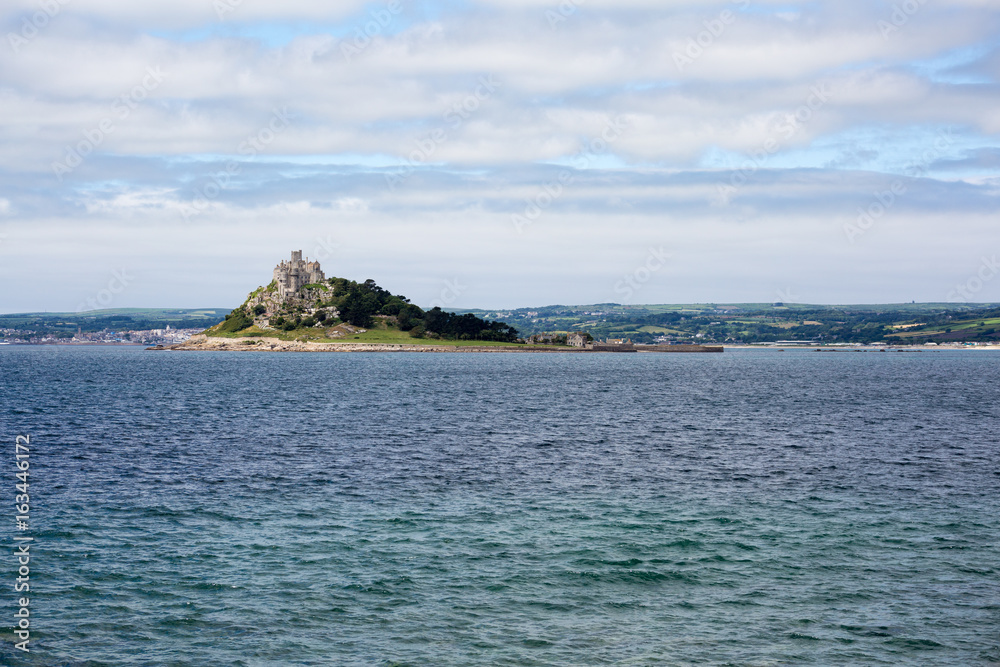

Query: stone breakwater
[150,335,724,354]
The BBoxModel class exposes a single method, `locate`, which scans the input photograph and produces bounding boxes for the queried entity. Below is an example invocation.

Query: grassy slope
[206,319,529,347]
[890,316,1000,339]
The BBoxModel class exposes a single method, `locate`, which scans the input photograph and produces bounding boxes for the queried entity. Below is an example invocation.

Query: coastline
[721,344,1000,351]
[153,335,725,353]
[5,340,997,352]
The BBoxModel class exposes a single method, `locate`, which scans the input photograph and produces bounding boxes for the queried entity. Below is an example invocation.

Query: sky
[1,0,998,312]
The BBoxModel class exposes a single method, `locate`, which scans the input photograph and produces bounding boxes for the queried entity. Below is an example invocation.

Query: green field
[889,316,1000,339]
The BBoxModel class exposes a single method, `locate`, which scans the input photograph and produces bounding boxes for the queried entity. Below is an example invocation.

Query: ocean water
[1,346,998,666]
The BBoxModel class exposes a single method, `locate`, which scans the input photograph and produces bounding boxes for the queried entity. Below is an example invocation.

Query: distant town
[0,326,203,346]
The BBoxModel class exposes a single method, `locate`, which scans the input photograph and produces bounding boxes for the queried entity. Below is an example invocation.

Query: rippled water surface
[1,346,998,666]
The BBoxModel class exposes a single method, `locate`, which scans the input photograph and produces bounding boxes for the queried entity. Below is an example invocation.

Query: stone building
[273,250,325,298]
[567,332,589,348]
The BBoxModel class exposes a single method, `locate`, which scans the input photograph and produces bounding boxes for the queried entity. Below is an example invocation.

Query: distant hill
[0,309,230,338]
[454,302,1000,345]
[6,302,999,346]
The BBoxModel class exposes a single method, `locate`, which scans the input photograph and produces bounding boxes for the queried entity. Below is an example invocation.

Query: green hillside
[457,302,1000,345]
[0,309,229,338]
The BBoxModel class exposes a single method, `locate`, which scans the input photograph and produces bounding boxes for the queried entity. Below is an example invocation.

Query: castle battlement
[273,250,325,298]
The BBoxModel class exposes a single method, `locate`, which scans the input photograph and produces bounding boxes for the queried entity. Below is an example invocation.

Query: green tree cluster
[422,307,519,342]
[320,278,520,342]
[218,308,253,333]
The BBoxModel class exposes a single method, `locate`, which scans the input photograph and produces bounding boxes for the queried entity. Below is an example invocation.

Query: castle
[273,250,325,298]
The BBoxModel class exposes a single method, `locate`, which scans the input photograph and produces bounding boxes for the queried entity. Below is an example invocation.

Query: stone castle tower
[273,250,325,298]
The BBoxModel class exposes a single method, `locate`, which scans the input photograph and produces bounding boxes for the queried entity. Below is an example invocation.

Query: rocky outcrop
[244,283,338,330]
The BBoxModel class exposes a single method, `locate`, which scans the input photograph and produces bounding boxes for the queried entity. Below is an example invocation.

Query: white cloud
[1,2,997,172]
[0,0,371,30]
[1,1,999,309]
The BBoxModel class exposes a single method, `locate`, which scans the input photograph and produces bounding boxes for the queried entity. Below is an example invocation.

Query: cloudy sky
[1,0,998,312]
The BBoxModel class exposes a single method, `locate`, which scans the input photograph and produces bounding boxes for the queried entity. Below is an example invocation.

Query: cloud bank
[1,0,998,310]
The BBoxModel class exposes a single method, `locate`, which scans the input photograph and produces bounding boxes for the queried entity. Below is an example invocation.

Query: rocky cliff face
[241,281,340,331]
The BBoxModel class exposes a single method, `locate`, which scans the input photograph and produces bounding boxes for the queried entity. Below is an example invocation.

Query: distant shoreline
[723,344,1000,351]
[5,341,999,352]
[0,341,147,346]
[148,335,724,354]
[153,344,1000,353]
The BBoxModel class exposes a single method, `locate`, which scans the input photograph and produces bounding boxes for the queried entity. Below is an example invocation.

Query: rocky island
[158,252,722,353]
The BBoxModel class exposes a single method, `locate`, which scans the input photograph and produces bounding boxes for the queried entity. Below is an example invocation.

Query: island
[157,251,723,353]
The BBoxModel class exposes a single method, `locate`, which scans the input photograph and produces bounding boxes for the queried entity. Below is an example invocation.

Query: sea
[1,346,998,666]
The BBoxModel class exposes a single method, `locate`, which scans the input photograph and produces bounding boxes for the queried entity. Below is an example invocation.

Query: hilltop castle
[273,250,325,298]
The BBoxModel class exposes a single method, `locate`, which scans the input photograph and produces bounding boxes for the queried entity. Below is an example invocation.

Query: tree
[340,289,376,328]
[396,303,424,331]
[424,307,450,334]
[219,308,253,333]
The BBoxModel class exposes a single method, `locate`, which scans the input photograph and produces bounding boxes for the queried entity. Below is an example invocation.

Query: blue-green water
[1,347,998,665]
